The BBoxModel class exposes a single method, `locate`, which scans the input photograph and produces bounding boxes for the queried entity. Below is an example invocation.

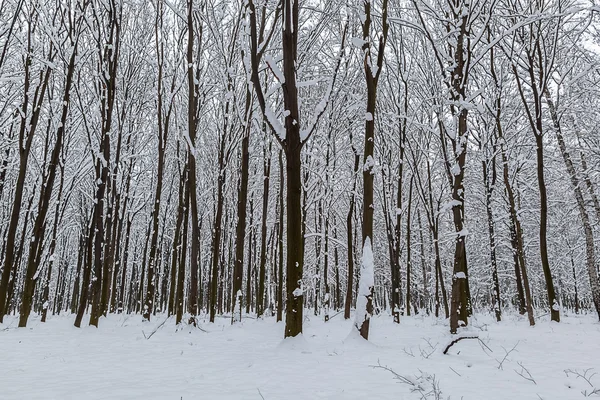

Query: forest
[1,0,600,398]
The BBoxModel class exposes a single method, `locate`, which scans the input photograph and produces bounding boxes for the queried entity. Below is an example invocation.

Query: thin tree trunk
[277,151,284,322]
[257,142,272,317]
[545,90,600,319]
[231,90,252,323]
[0,20,53,323]
[345,136,360,320]
[405,178,413,316]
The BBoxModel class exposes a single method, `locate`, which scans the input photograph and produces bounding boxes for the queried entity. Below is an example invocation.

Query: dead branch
[443,335,479,354]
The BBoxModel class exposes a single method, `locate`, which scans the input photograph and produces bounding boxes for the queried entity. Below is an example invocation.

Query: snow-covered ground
[1,311,599,399]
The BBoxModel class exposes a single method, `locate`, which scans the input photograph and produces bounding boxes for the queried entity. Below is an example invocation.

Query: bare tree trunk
[231,89,252,323]
[209,137,227,323]
[176,176,190,325]
[277,151,284,322]
[185,0,202,322]
[405,178,413,316]
[144,2,172,320]
[356,0,388,340]
[417,209,429,313]
[447,10,471,335]
[545,90,600,320]
[489,52,532,322]
[0,16,53,323]
[89,2,120,327]
[257,142,272,317]
[345,136,360,320]
[246,196,254,315]
[511,23,559,322]
[483,156,501,322]
[41,163,66,323]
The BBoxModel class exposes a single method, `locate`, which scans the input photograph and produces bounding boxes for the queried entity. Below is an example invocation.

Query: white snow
[0,312,599,399]
[363,155,375,172]
[351,37,367,48]
[265,55,285,84]
[354,238,375,333]
[265,107,286,140]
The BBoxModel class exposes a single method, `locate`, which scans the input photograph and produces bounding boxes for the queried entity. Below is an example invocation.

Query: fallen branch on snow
[443,334,479,355]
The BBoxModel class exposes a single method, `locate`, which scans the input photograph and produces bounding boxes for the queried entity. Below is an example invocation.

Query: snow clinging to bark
[354,237,374,330]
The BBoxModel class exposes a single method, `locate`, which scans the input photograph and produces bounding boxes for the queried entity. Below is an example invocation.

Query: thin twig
[514,361,537,385]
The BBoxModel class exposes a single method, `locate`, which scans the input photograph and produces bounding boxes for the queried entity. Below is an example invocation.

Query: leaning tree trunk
[545,90,600,320]
[0,27,52,323]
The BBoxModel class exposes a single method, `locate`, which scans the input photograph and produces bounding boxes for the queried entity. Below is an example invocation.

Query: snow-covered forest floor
[1,311,599,399]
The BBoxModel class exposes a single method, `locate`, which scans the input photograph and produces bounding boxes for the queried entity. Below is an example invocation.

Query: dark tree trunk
[257,142,272,317]
[144,3,171,320]
[356,0,388,340]
[277,151,284,322]
[405,178,413,316]
[0,19,53,323]
[209,139,226,323]
[176,178,190,325]
[186,0,202,321]
[231,90,252,323]
[545,90,600,320]
[483,157,501,322]
[344,137,360,320]
[246,197,254,314]
[512,33,559,323]
[169,167,187,317]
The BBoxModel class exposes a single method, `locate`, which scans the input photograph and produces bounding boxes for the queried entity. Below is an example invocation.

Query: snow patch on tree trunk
[354,237,374,339]
[232,290,242,323]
